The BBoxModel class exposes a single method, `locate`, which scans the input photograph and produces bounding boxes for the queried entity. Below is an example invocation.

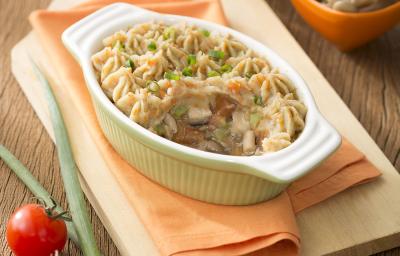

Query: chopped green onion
[147,41,157,52]
[164,71,180,80]
[0,145,80,247]
[154,124,166,136]
[163,27,176,40]
[220,64,232,73]
[201,29,210,37]
[213,128,230,141]
[114,40,124,52]
[182,67,193,77]
[171,105,188,119]
[187,54,197,65]
[208,50,225,60]
[207,70,220,77]
[250,112,263,128]
[124,59,134,70]
[147,81,160,93]
[30,60,101,256]
[245,72,253,79]
[254,95,263,106]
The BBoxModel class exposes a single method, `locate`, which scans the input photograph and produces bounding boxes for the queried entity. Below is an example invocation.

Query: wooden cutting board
[11,0,400,255]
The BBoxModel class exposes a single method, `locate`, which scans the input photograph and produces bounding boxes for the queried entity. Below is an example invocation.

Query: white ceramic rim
[62,2,341,183]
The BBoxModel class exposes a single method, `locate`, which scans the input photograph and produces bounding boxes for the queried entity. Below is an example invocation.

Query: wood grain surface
[0,0,398,255]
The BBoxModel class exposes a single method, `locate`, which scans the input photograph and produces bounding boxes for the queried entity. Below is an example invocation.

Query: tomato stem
[50,211,72,222]
[32,197,73,221]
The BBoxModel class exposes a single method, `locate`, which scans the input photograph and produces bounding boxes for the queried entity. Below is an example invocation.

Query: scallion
[30,60,101,256]
[245,72,253,79]
[187,54,197,65]
[147,81,160,93]
[220,64,232,73]
[0,145,80,246]
[114,40,124,52]
[201,29,210,37]
[124,59,134,70]
[154,124,166,136]
[170,105,188,119]
[208,50,225,60]
[163,27,175,40]
[254,95,263,106]
[250,112,263,128]
[207,70,220,77]
[147,41,157,52]
[182,67,193,77]
[164,71,180,80]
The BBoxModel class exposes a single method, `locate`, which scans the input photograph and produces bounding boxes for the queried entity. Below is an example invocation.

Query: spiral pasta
[91,22,307,156]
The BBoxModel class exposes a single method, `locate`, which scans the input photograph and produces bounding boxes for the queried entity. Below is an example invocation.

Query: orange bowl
[291,0,400,51]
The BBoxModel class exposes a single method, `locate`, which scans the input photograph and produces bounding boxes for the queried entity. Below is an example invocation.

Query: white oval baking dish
[62,2,341,205]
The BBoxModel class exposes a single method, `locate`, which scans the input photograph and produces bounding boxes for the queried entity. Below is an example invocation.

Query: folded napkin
[29,0,381,255]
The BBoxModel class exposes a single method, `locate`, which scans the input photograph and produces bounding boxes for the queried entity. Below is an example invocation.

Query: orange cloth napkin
[29,0,381,255]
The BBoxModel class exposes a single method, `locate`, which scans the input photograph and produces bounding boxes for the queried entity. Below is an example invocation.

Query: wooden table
[0,0,398,255]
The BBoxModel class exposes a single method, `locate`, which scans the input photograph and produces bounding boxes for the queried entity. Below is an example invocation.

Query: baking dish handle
[245,113,341,183]
[62,3,157,64]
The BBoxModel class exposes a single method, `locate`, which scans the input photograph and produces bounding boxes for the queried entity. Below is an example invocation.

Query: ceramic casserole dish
[62,3,341,205]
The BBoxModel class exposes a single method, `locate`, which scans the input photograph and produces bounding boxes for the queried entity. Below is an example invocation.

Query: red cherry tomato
[6,204,68,256]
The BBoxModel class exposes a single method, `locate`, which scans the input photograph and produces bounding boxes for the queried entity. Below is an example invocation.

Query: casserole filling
[91,22,307,156]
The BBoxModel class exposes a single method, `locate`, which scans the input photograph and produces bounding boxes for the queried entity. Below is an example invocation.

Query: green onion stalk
[0,145,79,246]
[30,60,101,256]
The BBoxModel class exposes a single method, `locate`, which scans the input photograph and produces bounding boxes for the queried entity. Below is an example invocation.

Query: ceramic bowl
[62,3,341,205]
[291,0,400,51]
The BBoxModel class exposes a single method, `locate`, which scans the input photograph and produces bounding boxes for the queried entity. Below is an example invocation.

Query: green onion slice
[164,71,180,80]
[207,70,220,77]
[154,124,166,136]
[208,50,225,60]
[254,95,263,106]
[250,112,263,128]
[147,41,157,52]
[124,59,134,70]
[147,81,160,93]
[187,54,197,65]
[170,105,188,119]
[201,29,210,37]
[182,67,193,77]
[245,72,253,79]
[163,27,176,40]
[220,64,232,73]
[114,40,124,52]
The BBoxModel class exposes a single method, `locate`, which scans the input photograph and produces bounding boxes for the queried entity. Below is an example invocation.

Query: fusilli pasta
[91,22,307,156]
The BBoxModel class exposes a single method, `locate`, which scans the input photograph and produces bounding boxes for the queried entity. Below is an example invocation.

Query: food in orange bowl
[291,0,400,51]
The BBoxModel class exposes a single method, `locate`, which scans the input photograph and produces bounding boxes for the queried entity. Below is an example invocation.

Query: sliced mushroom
[205,140,225,153]
[187,106,212,125]
[164,113,178,134]
[209,96,236,127]
[242,130,256,155]
[214,94,237,116]
[173,121,205,145]
[231,110,250,135]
